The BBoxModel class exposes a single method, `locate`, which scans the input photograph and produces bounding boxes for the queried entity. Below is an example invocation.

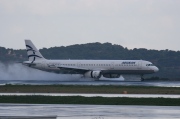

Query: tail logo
[26,45,42,63]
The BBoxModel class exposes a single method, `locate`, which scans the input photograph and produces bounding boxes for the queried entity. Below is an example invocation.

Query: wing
[57,66,90,74]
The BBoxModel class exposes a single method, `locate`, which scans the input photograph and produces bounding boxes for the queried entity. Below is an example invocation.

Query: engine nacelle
[103,74,120,78]
[84,71,101,79]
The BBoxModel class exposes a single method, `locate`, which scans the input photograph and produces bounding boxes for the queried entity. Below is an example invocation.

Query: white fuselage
[23,59,159,75]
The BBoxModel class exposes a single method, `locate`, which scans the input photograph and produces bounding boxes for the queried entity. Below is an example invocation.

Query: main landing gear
[141,75,145,81]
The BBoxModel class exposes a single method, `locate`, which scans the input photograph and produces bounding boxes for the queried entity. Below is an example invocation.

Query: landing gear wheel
[141,75,145,81]
[141,77,145,81]
[94,78,100,81]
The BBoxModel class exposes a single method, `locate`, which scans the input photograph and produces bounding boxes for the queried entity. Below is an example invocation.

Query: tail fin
[25,40,46,62]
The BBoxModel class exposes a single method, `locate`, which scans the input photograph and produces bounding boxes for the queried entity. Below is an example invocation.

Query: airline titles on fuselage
[121,62,136,64]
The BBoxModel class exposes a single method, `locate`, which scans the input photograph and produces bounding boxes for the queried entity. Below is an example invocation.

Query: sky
[0,0,180,51]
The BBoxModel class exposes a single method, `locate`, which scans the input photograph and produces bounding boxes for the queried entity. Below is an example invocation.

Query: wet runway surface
[0,104,180,119]
[0,93,180,98]
[1,80,180,87]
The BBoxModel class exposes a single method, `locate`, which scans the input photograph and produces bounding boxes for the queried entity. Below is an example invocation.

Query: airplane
[23,40,159,81]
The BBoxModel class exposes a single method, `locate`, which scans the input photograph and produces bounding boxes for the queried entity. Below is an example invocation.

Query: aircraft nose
[154,66,159,72]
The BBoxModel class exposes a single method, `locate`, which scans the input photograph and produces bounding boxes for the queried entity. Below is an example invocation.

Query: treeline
[1,42,180,79]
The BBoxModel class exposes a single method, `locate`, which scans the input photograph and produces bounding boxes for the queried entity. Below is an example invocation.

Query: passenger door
[110,62,114,69]
[138,61,142,69]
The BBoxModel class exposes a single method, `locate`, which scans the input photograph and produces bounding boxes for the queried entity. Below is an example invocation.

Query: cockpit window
[146,64,154,66]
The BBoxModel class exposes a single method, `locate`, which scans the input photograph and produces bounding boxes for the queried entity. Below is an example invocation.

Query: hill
[1,42,180,79]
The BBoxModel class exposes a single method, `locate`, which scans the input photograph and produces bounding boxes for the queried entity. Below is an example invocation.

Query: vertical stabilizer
[25,40,45,62]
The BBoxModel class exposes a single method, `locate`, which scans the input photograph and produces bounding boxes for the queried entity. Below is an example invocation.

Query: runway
[0,104,180,119]
[1,80,180,87]
[0,93,180,98]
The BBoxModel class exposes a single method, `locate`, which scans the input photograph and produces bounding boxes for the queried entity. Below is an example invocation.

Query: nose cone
[154,66,159,72]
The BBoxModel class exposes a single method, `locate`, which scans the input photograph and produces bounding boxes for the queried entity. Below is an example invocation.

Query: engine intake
[84,71,101,79]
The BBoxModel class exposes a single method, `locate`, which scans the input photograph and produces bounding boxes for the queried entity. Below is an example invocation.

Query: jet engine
[103,74,120,78]
[84,71,101,79]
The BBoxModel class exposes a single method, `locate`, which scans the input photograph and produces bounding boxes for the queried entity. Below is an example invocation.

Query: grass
[0,95,179,106]
[0,85,180,94]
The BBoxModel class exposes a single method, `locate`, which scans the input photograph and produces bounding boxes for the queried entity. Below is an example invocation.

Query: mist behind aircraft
[0,62,83,81]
